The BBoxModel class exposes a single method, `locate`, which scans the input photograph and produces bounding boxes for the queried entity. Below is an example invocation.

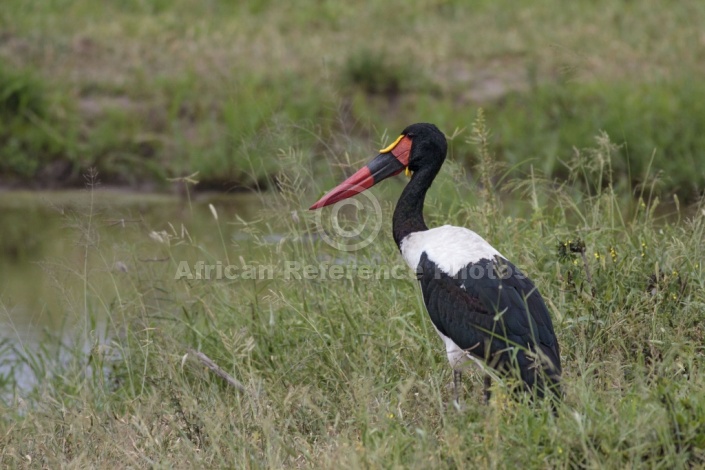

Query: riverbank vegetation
[2,114,705,466]
[3,0,705,467]
[2,0,705,198]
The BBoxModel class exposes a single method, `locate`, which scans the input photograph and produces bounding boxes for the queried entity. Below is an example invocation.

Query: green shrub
[0,65,58,178]
[493,80,705,199]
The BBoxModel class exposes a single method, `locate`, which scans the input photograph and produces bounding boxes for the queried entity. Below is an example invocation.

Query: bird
[309,123,562,405]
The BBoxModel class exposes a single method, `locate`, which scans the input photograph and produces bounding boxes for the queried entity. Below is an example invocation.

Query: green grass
[0,64,73,179]
[1,0,705,197]
[2,118,705,466]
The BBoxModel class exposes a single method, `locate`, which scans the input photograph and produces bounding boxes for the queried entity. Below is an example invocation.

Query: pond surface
[0,189,269,394]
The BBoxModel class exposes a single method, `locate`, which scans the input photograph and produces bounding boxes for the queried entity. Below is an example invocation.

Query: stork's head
[309,123,446,210]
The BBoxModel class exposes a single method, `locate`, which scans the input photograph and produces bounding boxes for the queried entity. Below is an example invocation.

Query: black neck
[392,166,439,248]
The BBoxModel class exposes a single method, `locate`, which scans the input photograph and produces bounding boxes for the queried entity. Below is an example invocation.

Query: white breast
[399,225,502,276]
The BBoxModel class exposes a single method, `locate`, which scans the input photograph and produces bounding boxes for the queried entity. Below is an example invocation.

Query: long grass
[1,116,704,467]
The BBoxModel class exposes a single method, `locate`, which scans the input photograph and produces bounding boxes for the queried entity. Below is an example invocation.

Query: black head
[401,123,447,172]
[309,122,447,210]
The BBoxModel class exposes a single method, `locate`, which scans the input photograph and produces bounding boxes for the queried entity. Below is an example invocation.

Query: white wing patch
[400,225,502,276]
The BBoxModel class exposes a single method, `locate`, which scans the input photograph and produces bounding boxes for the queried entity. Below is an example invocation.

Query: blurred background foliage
[1,0,704,196]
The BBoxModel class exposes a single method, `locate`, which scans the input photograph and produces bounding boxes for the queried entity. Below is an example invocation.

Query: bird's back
[401,225,562,395]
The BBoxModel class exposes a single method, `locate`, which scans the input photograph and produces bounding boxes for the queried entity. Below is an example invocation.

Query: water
[0,189,268,396]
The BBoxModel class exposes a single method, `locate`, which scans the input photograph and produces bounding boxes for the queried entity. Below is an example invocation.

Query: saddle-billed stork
[310,123,562,404]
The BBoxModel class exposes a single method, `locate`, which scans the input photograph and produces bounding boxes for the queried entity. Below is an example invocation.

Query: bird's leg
[453,370,462,409]
[483,375,492,404]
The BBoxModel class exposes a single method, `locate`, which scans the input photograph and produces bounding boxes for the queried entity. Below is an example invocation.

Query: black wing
[416,252,561,392]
